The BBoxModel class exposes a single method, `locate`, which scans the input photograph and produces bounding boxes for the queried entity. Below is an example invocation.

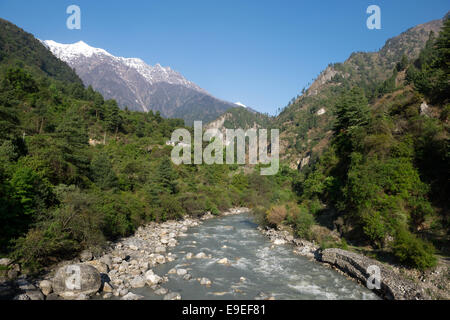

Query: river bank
[0,208,251,300]
[259,225,450,300]
[1,208,444,300]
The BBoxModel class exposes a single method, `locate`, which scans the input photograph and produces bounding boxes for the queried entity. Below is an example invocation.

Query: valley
[0,8,449,301]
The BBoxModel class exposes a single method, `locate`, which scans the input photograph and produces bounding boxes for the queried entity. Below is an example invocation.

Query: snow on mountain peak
[42,40,112,60]
[235,102,248,108]
[42,40,204,92]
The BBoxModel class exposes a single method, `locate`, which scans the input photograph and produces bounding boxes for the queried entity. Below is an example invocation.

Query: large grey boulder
[52,264,102,299]
[145,270,162,286]
[320,248,429,300]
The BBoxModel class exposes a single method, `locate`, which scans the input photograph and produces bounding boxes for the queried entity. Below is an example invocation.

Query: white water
[133,213,379,300]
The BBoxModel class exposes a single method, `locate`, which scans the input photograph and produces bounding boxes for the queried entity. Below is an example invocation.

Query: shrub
[392,228,437,270]
[12,186,105,271]
[292,205,315,240]
[179,193,207,217]
[266,205,287,226]
[361,209,388,248]
[159,194,184,221]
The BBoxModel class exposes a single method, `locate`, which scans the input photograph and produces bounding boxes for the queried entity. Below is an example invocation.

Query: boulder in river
[199,277,212,286]
[52,264,101,299]
[195,252,207,259]
[121,292,144,300]
[163,292,181,300]
[217,258,229,265]
[168,268,177,274]
[176,269,187,276]
[183,274,192,281]
[273,239,287,245]
[145,270,162,286]
[154,287,168,295]
[154,255,166,264]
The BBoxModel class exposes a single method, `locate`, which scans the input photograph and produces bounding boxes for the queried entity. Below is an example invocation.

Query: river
[131,212,379,300]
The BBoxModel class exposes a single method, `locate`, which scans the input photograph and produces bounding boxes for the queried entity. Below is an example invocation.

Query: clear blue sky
[1,0,448,114]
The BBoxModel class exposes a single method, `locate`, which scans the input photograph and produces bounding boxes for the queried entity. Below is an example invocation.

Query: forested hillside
[0,19,295,272]
[206,106,273,134]
[277,15,446,169]
[260,17,449,273]
[0,12,448,290]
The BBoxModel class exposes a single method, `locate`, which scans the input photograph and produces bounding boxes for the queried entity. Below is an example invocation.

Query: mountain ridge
[42,39,237,125]
[276,13,447,169]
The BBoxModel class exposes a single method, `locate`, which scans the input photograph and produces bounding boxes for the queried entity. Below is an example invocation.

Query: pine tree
[157,158,178,194]
[90,152,118,190]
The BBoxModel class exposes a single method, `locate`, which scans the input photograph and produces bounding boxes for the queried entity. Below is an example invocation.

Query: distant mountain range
[41,40,240,125]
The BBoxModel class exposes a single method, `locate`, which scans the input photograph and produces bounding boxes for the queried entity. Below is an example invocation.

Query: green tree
[157,157,178,194]
[90,152,118,190]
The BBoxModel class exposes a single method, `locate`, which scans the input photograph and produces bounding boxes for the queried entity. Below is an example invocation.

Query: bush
[320,238,349,250]
[266,205,287,226]
[12,186,105,271]
[288,204,315,240]
[158,194,184,221]
[179,193,207,217]
[361,209,388,248]
[392,228,437,270]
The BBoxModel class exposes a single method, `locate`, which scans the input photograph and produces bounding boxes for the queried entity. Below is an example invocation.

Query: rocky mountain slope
[42,40,237,125]
[276,14,446,169]
[206,106,273,133]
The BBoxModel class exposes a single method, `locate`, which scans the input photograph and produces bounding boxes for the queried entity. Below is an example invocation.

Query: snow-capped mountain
[41,40,236,124]
[235,102,248,108]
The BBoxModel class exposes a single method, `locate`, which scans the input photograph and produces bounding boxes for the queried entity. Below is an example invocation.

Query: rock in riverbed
[121,292,144,300]
[130,276,146,288]
[176,269,187,276]
[145,270,162,286]
[199,277,212,286]
[164,292,181,300]
[217,258,229,265]
[52,264,101,299]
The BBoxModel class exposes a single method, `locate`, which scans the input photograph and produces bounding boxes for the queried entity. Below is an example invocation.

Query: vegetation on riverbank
[0,15,448,287]
[256,18,449,272]
[0,19,289,272]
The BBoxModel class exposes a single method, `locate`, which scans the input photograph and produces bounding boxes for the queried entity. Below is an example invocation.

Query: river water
[133,213,379,300]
